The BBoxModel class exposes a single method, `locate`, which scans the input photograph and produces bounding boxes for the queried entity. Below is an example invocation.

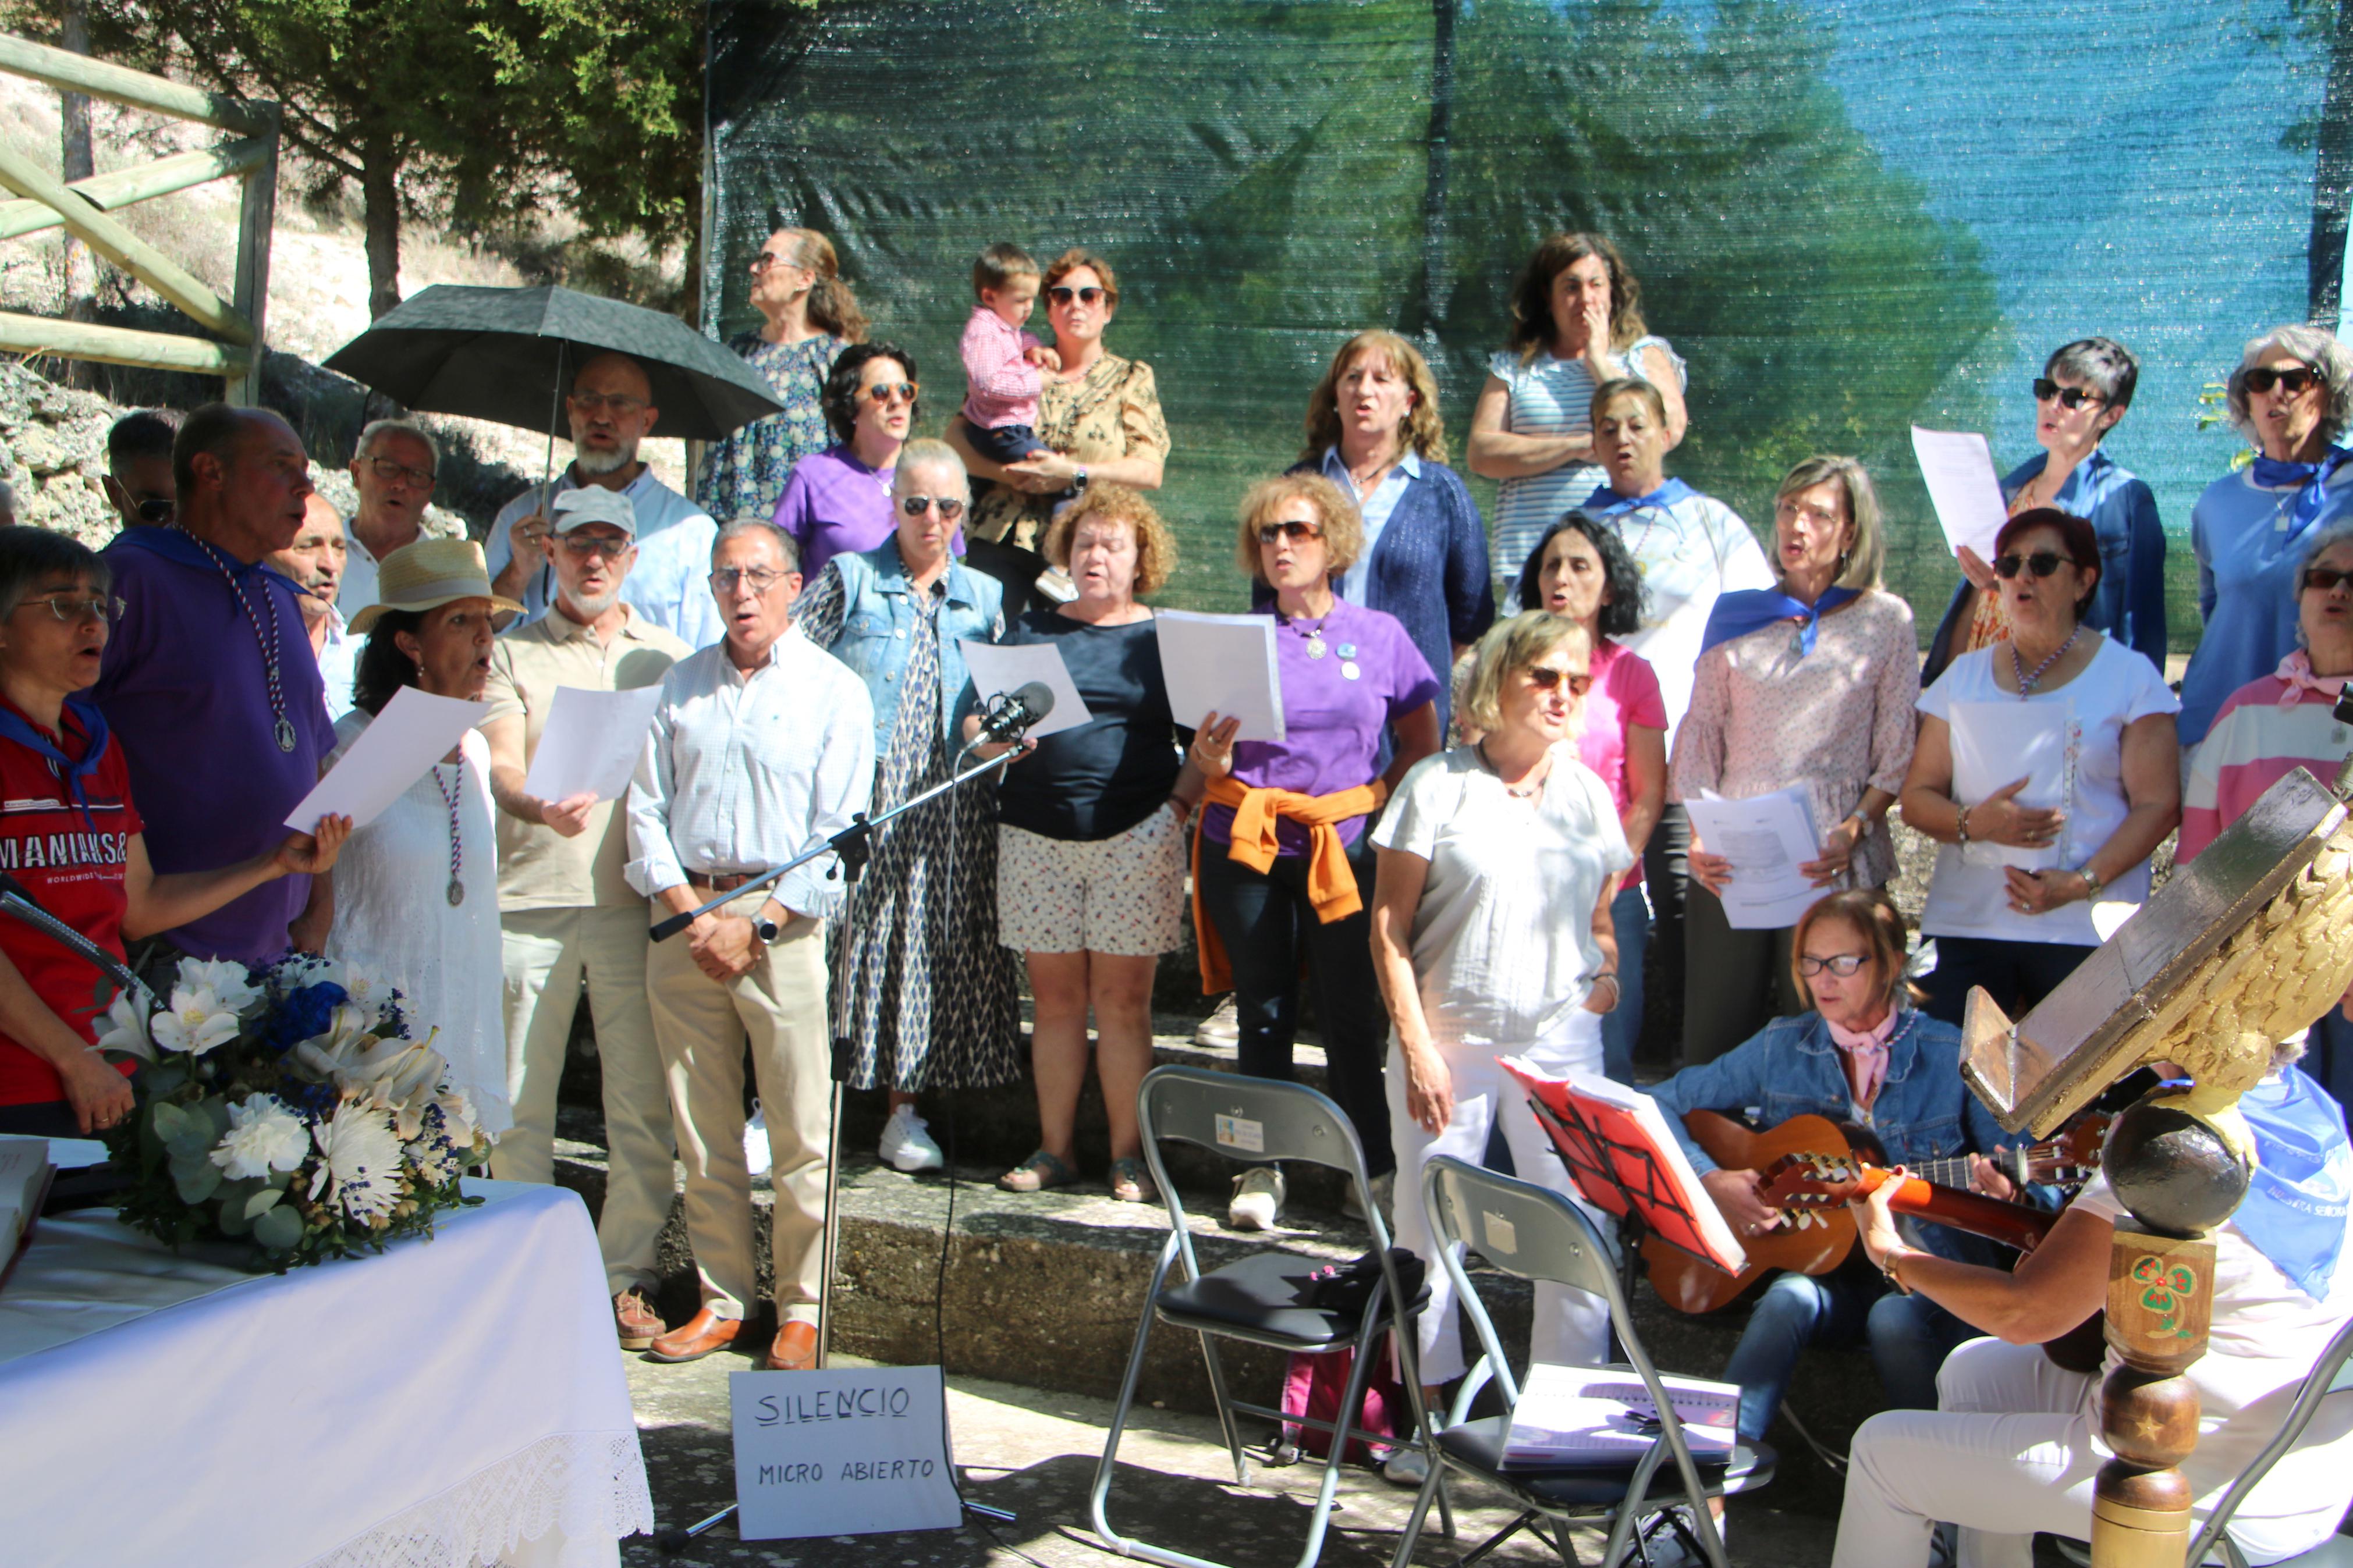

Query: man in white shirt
[341,418,439,613]
[266,492,359,719]
[625,522,875,1371]
[482,483,692,1352]
[488,351,716,626]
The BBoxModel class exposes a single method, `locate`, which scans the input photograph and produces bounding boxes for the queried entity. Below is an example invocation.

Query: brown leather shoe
[764,1320,819,1371]
[647,1306,743,1363]
[615,1289,667,1352]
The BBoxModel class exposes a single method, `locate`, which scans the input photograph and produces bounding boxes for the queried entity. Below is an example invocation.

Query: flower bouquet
[92,954,489,1268]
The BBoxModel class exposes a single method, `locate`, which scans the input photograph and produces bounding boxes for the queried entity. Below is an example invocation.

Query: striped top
[2179,675,2348,863]
[1486,337,1687,584]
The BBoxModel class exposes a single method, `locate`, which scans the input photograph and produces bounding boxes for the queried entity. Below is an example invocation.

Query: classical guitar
[1638,1110,2105,1317]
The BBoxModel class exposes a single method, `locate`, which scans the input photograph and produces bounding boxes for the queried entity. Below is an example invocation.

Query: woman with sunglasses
[771,342,963,586]
[796,439,1019,1174]
[1188,473,1442,1230]
[2180,519,2353,1107]
[2181,323,2353,749]
[1921,338,2166,685]
[1670,456,1918,1065]
[695,227,864,521]
[1901,507,2180,1027]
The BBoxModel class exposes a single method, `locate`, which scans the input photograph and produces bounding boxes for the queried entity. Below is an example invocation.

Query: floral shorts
[996,803,1187,957]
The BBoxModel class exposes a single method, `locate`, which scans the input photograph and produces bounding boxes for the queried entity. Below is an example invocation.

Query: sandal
[998,1150,1078,1193]
[1108,1157,1156,1204]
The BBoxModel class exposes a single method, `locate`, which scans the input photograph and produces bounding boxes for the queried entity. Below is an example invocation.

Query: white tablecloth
[1,1178,653,1567]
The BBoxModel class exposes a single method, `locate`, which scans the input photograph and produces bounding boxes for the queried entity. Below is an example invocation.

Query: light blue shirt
[486,464,714,623]
[1322,445,1419,606]
[2181,465,2353,746]
[616,514,725,650]
[316,607,360,721]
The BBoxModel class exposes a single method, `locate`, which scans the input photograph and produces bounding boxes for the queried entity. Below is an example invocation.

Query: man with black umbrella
[485,352,716,629]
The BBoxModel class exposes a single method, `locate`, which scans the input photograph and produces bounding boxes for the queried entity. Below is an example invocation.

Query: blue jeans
[1723,1270,1979,1442]
[1602,881,1648,1085]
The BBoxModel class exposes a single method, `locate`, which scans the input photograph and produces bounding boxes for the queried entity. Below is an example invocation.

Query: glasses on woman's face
[2031,378,2106,411]
[1797,952,1869,978]
[1048,285,1105,307]
[1258,519,1323,545]
[2246,365,2323,397]
[1522,664,1593,697]
[15,593,123,624]
[1993,551,2067,580]
[864,381,918,406]
[900,495,965,520]
[2303,566,2353,593]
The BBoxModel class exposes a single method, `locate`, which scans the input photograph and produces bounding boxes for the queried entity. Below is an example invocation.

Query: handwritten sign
[729,1366,961,1539]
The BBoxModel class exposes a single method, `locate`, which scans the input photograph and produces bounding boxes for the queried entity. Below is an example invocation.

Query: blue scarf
[0,699,111,832]
[1581,478,1697,518]
[1702,586,1860,657]
[2248,445,2353,541]
[2232,1066,2352,1301]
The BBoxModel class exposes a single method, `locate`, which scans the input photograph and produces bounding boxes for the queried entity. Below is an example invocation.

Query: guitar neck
[1864,1169,2057,1253]
[1908,1154,1980,1189]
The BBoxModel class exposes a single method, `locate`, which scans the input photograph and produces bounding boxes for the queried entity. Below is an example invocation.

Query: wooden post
[2091,1228,2217,1566]
[228,104,279,407]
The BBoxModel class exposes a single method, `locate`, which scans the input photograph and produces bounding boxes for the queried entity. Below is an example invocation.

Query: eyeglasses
[900,495,965,520]
[132,497,175,525]
[1797,952,1870,978]
[2246,365,2323,397]
[1048,285,1106,306]
[569,392,650,418]
[15,593,123,624]
[1257,520,1323,545]
[864,382,919,406]
[1773,497,1843,528]
[558,532,633,560]
[2031,378,2107,410]
[1523,666,1593,696]
[363,454,436,489]
[2303,566,2353,593]
[1993,552,2067,579]
[709,566,788,593]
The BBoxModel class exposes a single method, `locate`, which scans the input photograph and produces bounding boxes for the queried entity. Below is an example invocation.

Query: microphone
[959,681,1056,762]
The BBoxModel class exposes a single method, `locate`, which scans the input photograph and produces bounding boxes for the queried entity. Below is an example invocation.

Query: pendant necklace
[432,762,466,907]
[177,527,297,751]
[2010,623,2082,699]
[1285,609,1330,660]
[1477,740,1550,800]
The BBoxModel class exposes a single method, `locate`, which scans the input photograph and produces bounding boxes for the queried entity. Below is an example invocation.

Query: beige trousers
[645,893,832,1323]
[491,905,677,1295]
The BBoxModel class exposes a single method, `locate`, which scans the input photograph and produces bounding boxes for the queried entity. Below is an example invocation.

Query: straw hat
[347,538,523,634]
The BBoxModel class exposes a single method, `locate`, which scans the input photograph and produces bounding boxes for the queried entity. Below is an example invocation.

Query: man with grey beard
[485,350,715,625]
[266,492,358,718]
[480,484,694,1351]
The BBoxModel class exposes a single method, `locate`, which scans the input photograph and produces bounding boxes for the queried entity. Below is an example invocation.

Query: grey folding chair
[1389,1155,1776,1568]
[1089,1065,1450,1568]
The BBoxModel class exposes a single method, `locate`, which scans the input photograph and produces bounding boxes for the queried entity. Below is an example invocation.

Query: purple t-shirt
[1202,599,1439,856]
[95,529,335,965]
[771,445,964,585]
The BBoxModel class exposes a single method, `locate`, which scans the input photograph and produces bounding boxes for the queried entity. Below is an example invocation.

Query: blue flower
[264,982,349,1056]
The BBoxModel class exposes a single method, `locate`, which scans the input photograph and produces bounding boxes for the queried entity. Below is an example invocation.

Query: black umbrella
[321,284,780,442]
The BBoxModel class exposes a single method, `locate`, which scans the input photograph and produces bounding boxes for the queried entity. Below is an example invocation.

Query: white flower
[431,1085,478,1148]
[93,990,155,1063]
[151,986,242,1056]
[209,1093,310,1179]
[308,1102,404,1222]
[297,1026,448,1139]
[172,957,261,1014]
[404,1135,462,1187]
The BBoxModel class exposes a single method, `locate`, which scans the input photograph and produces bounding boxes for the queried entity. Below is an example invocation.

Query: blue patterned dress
[694,332,844,520]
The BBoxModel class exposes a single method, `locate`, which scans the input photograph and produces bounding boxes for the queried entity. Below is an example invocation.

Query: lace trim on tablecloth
[304,1430,654,1568]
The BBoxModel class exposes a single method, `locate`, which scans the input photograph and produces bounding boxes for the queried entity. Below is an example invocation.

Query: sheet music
[1152,610,1286,742]
[1681,785,1824,930]
[1911,426,2008,561]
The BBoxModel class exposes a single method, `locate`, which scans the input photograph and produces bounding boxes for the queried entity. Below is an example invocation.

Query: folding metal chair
[1089,1065,1450,1568]
[1389,1155,1776,1568]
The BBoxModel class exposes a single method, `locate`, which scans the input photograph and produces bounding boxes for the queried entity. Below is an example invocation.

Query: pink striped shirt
[959,305,1042,429]
[2178,675,2345,863]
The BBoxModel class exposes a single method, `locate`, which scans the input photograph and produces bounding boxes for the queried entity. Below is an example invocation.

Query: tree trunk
[2309,0,2353,326]
[57,0,96,340]
[362,150,403,321]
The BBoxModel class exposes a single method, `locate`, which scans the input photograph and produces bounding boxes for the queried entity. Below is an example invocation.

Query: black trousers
[1195,835,1394,1178]
[1920,935,2098,1027]
[1642,803,1691,1066]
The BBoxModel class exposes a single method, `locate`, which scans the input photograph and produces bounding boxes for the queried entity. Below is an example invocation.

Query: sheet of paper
[1502,1363,1739,1467]
[284,686,488,831]
[957,638,1092,741]
[1682,785,1824,930]
[520,684,665,804]
[1911,426,2009,563]
[1153,610,1286,742]
[1947,699,2070,871]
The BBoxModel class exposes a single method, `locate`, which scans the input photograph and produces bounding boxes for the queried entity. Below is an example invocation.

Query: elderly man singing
[483,486,692,1350]
[268,492,357,720]
[338,417,439,612]
[625,521,874,1370]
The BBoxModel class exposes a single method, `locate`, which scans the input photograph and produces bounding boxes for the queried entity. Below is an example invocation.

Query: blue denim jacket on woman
[1647,1007,2032,1264]
[819,540,1005,757]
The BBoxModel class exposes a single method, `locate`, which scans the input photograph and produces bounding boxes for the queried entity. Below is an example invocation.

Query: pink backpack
[1277,1336,1409,1466]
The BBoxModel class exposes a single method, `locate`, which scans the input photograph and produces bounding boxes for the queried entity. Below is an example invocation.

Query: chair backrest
[2185,1312,2353,1568]
[1137,1065,1374,1181]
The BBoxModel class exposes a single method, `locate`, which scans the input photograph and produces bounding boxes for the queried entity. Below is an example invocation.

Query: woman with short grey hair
[2180,322,2353,748]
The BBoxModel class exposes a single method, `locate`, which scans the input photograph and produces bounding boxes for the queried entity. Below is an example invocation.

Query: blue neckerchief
[2233,1066,2352,1301]
[1702,586,1861,657]
[0,699,110,831]
[2248,445,2353,541]
[1581,477,1697,518]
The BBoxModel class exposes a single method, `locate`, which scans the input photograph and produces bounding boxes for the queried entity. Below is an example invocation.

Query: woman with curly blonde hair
[1289,330,1492,738]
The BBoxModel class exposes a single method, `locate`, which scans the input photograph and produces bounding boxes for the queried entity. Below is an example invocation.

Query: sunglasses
[2031,378,2106,411]
[1797,952,1870,978]
[1523,666,1593,696]
[557,532,633,559]
[1993,552,2068,579]
[363,454,436,489]
[2303,566,2353,593]
[900,495,966,520]
[2246,365,2323,397]
[1048,285,1106,306]
[864,381,919,406]
[747,252,800,274]
[1258,520,1323,545]
[132,497,175,525]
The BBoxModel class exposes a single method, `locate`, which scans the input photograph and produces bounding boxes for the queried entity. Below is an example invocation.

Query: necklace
[2009,623,2082,699]
[1282,606,1332,660]
[175,526,296,752]
[432,762,466,907]
[1477,740,1551,800]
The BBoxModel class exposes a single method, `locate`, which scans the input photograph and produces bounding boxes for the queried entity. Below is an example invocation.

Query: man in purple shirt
[95,405,336,969]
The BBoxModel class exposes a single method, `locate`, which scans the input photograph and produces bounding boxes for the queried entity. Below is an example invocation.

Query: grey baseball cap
[551,486,638,536]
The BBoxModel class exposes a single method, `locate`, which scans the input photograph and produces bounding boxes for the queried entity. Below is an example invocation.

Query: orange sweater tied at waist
[1191,774,1389,995]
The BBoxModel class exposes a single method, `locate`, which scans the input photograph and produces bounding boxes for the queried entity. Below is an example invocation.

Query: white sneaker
[1228,1167,1284,1230]
[1195,995,1240,1047]
[1379,1447,1429,1488]
[879,1104,943,1172]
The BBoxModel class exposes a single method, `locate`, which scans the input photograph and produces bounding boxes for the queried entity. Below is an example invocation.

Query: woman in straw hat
[331,539,522,1135]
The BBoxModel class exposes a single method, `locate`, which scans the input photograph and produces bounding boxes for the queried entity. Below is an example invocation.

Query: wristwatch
[2074,863,2106,899]
[1073,465,1089,490]
[753,915,782,944]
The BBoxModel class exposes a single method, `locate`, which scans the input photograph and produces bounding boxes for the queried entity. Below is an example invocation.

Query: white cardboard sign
[729,1366,961,1540]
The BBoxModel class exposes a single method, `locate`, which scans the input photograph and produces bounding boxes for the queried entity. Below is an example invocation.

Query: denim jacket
[821,542,1005,756]
[1648,1009,2035,1263]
